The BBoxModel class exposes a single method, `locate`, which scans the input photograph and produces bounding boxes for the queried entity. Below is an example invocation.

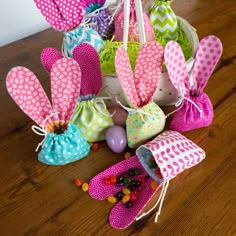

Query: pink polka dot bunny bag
[88,131,205,229]
[164,35,223,132]
[6,58,90,165]
[115,0,166,148]
[41,43,114,142]
[34,0,104,57]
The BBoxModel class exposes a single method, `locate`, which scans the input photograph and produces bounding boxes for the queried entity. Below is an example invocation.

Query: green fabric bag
[150,0,178,40]
[126,102,165,148]
[71,96,113,142]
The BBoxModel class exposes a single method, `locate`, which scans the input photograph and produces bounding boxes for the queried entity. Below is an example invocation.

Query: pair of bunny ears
[34,0,107,32]
[165,35,223,96]
[41,43,102,96]
[115,41,164,108]
[6,43,102,129]
[115,36,222,108]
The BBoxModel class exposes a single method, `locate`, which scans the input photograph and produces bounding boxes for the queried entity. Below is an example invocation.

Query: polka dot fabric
[38,123,90,165]
[134,42,164,105]
[50,58,81,121]
[34,0,84,31]
[164,35,223,132]
[115,47,140,108]
[6,67,52,127]
[88,155,161,229]
[41,47,63,73]
[73,43,102,96]
[192,35,223,94]
[165,41,189,96]
[6,59,91,165]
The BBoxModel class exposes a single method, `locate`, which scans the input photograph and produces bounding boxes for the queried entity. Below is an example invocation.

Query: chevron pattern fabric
[150,0,178,40]
[63,26,104,57]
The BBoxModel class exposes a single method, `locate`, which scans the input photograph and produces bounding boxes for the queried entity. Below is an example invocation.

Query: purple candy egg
[106,125,127,153]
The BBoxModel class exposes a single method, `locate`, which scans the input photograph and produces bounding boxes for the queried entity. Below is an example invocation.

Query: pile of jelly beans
[105,168,151,208]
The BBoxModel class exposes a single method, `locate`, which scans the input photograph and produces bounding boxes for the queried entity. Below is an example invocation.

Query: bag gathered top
[6,58,90,165]
[165,35,223,132]
[115,0,166,148]
[41,43,114,142]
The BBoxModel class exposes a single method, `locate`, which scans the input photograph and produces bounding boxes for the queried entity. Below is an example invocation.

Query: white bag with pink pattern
[88,130,205,229]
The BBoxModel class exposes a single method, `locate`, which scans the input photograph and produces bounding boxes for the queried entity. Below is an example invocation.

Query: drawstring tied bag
[88,130,205,229]
[149,0,178,40]
[70,44,114,142]
[115,0,165,148]
[6,58,90,165]
[41,44,113,142]
[164,35,223,132]
[81,0,115,39]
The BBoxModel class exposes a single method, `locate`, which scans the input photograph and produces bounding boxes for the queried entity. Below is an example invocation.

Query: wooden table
[0,0,235,235]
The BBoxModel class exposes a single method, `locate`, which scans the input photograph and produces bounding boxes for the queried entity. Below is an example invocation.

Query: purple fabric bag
[164,36,223,132]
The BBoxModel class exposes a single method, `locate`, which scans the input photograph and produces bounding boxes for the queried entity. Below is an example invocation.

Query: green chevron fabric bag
[62,25,105,57]
[149,0,178,40]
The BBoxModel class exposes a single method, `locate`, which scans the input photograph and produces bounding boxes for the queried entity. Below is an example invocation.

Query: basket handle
[122,0,146,50]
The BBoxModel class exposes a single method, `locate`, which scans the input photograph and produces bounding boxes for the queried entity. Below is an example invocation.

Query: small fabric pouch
[115,42,166,148]
[70,44,113,142]
[6,58,90,165]
[88,131,205,229]
[71,95,113,142]
[149,0,178,40]
[164,35,223,132]
[114,0,155,42]
[62,25,105,57]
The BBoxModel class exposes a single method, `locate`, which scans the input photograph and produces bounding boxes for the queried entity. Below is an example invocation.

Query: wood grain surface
[0,0,235,235]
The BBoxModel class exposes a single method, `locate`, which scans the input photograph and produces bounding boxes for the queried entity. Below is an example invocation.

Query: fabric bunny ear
[50,57,81,121]
[192,35,223,93]
[34,0,84,31]
[6,67,52,127]
[41,47,63,73]
[88,155,161,229]
[165,41,190,96]
[134,42,164,106]
[72,43,102,96]
[115,47,140,108]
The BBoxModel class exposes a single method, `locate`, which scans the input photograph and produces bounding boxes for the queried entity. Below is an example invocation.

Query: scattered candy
[130,192,137,201]
[91,142,99,152]
[104,177,111,185]
[122,188,131,195]
[75,178,83,187]
[122,195,130,203]
[151,181,159,189]
[82,183,89,192]
[105,125,127,153]
[123,177,132,184]
[107,196,117,204]
[137,186,143,192]
[124,201,133,208]
[131,180,141,187]
[127,184,136,192]
[115,191,125,200]
[110,175,117,184]
[124,152,131,159]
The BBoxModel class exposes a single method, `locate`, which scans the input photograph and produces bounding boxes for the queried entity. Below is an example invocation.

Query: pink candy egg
[106,125,127,153]
[108,106,128,126]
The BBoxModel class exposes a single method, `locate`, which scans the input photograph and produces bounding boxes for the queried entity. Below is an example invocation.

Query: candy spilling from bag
[4,0,223,230]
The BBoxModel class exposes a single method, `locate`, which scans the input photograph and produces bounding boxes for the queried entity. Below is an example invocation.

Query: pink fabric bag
[88,131,205,229]
[164,35,223,132]
[114,0,155,42]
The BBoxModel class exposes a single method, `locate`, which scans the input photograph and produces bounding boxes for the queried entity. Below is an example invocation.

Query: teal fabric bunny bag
[6,58,90,165]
